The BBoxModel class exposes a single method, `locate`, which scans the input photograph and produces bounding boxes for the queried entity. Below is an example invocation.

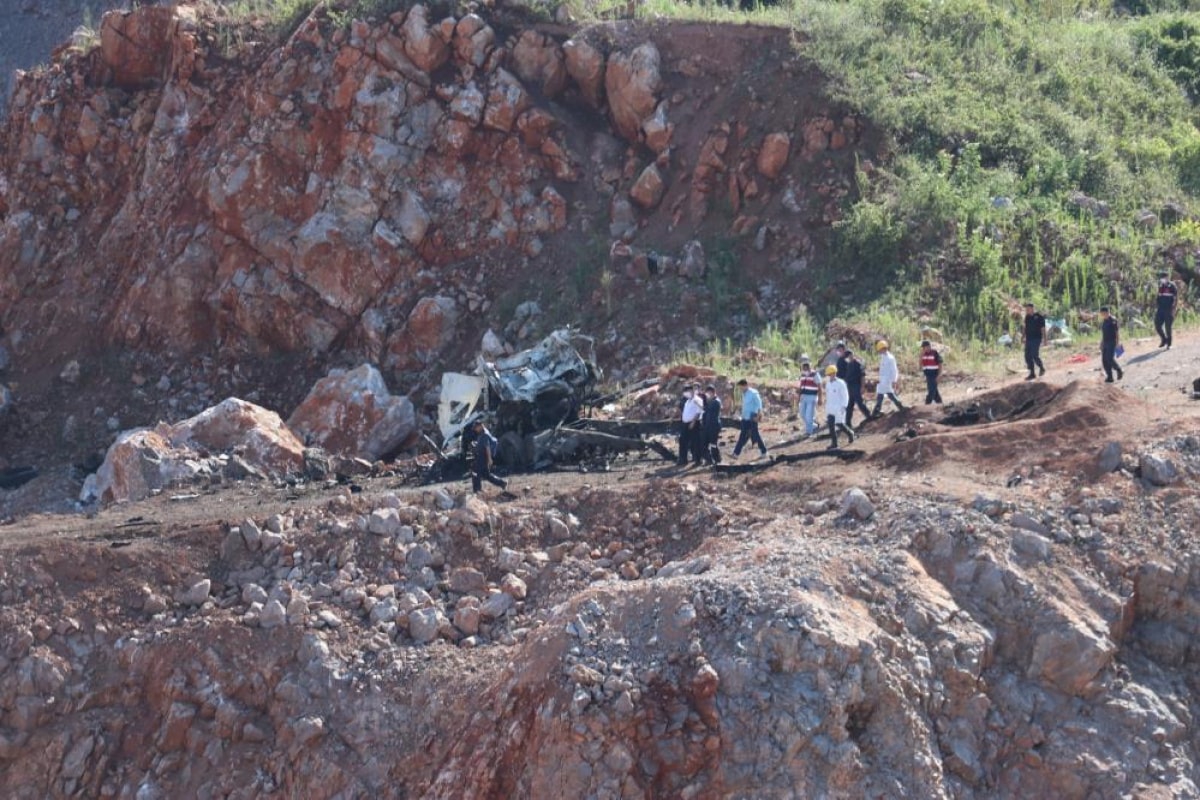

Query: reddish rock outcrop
[604,43,662,144]
[93,398,304,504]
[756,131,791,179]
[287,364,416,461]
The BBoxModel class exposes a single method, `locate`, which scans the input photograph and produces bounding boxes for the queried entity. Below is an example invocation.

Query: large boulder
[604,43,662,144]
[563,38,605,108]
[99,7,181,89]
[94,399,305,505]
[629,164,666,210]
[402,5,451,74]
[510,31,567,97]
[288,365,416,462]
[756,132,791,179]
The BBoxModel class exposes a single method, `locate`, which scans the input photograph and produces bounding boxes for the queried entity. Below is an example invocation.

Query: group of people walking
[677,336,943,464]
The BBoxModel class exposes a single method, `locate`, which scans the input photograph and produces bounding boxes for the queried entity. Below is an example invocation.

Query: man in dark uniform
[1023,301,1046,380]
[701,385,722,465]
[842,349,872,427]
[469,420,508,494]
[834,341,850,379]
[1100,307,1123,383]
[1155,272,1178,349]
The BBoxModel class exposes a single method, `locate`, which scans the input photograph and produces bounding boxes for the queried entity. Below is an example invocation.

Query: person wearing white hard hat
[823,365,856,450]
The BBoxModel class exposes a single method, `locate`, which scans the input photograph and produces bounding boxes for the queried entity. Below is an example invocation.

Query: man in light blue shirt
[731,378,768,458]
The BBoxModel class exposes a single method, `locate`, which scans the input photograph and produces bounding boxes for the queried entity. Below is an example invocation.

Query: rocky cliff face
[0,3,866,478]
[0,4,861,372]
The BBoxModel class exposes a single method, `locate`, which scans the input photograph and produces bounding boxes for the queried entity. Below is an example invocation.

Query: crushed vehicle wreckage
[431,330,674,476]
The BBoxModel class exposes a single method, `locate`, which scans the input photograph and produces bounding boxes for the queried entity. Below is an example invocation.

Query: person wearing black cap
[1023,302,1046,380]
[919,340,943,404]
[701,384,723,465]
[1155,272,1178,349]
[834,340,850,380]
[1099,307,1123,383]
[842,348,872,427]
[469,420,509,495]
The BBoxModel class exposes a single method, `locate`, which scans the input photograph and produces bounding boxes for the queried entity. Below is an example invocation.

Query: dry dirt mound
[870,380,1137,478]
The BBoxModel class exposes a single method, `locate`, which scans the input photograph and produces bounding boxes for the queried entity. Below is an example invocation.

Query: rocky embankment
[2,414,1200,797]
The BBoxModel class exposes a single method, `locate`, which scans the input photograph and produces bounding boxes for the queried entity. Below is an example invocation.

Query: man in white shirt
[823,366,856,450]
[871,339,906,417]
[678,384,705,465]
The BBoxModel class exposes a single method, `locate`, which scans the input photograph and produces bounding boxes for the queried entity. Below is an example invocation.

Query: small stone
[178,579,211,606]
[500,573,527,600]
[454,603,482,636]
[317,610,342,628]
[265,514,285,534]
[1139,453,1179,486]
[260,599,287,629]
[408,608,442,643]
[241,519,262,551]
[547,515,570,540]
[480,592,514,620]
[497,547,523,572]
[1096,442,1121,474]
[368,508,402,536]
[242,583,268,605]
[449,567,487,595]
[840,488,875,520]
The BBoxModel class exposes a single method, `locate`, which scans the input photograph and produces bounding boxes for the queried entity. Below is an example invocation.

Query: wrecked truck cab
[438,329,601,468]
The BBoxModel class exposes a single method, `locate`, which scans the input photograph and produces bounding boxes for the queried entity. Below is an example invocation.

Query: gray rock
[1010,512,1050,536]
[480,592,514,620]
[500,573,527,600]
[840,488,875,520]
[1012,530,1051,561]
[242,583,268,605]
[547,515,571,540]
[265,514,285,534]
[1139,453,1179,486]
[408,608,441,643]
[449,567,487,595]
[1096,442,1122,474]
[240,518,263,551]
[178,579,211,606]
[260,599,287,629]
[407,544,434,569]
[497,547,523,572]
[368,508,403,536]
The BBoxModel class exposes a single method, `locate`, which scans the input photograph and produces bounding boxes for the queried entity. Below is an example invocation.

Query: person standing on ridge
[871,340,905,417]
[1023,301,1046,380]
[701,384,723,465]
[1100,306,1124,383]
[823,365,856,450]
[920,339,944,404]
[796,357,821,436]
[843,348,872,427]
[731,378,768,459]
[1155,272,1178,349]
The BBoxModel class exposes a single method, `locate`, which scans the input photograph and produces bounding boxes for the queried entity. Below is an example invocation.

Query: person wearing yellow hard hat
[822,365,856,450]
[871,339,906,418]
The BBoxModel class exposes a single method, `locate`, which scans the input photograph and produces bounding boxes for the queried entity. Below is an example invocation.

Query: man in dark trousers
[469,420,509,495]
[678,384,704,465]
[920,340,943,404]
[1023,302,1046,380]
[1155,272,1178,349]
[834,341,850,379]
[701,384,722,465]
[842,348,872,427]
[1100,307,1123,383]
[731,378,768,459]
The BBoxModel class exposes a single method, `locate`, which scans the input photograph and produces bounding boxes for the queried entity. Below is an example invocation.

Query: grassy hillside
[654,0,1200,365]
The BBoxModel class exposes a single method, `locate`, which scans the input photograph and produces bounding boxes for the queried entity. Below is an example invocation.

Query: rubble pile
[2,453,1200,797]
